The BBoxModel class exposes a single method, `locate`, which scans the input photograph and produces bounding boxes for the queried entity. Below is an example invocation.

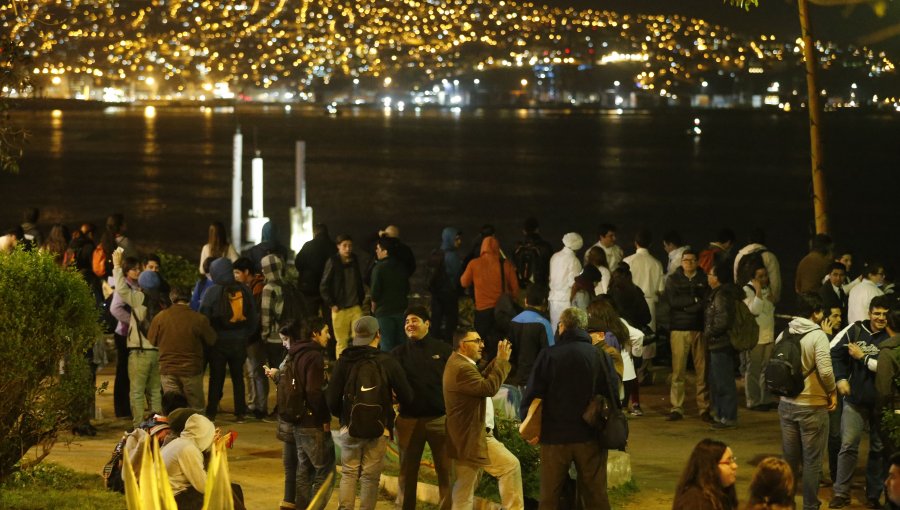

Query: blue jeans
[779,401,828,510]
[282,438,297,505]
[827,394,844,481]
[833,401,885,501]
[291,427,336,508]
[376,314,406,352]
[709,349,737,423]
[337,433,387,510]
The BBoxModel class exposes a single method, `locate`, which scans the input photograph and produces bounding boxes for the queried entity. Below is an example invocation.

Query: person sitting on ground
[744,457,795,510]
[672,438,739,510]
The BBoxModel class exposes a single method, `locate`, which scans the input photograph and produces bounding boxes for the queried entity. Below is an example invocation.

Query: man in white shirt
[742,265,777,410]
[847,262,886,324]
[662,230,689,277]
[622,229,665,331]
[549,232,583,331]
[584,223,624,272]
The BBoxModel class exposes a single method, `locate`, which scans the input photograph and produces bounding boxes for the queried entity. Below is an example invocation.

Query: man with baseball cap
[391,306,455,510]
[326,316,413,510]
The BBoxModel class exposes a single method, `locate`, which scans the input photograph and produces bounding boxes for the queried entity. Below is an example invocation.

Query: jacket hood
[738,243,766,256]
[261,221,276,242]
[209,258,236,285]
[289,338,325,356]
[879,334,900,350]
[441,227,460,250]
[181,414,215,453]
[788,317,823,335]
[338,344,379,362]
[557,327,592,346]
[480,236,501,257]
[261,254,283,283]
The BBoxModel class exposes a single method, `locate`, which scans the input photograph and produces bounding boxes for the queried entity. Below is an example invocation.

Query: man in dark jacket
[327,316,413,510]
[512,217,553,290]
[320,234,364,359]
[664,249,711,422]
[381,225,416,277]
[391,306,453,510]
[521,307,614,510]
[199,258,258,421]
[506,284,553,388]
[284,318,335,509]
[829,295,892,509]
[243,220,289,273]
[704,261,742,430]
[370,237,410,352]
[294,223,336,323]
[820,262,849,323]
[428,227,463,342]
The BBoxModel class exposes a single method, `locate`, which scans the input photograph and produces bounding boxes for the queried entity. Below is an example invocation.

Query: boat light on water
[144,106,157,118]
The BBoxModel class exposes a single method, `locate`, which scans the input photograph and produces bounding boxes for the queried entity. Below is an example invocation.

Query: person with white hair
[548,232,583,331]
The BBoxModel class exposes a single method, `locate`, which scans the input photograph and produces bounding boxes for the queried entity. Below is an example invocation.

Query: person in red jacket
[460,236,519,360]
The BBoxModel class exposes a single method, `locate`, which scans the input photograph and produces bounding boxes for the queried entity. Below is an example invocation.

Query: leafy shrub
[475,417,541,502]
[0,248,101,481]
[157,250,200,292]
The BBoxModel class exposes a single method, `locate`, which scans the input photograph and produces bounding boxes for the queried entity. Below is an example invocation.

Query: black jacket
[506,309,552,387]
[326,345,413,432]
[665,267,709,331]
[521,327,611,445]
[319,253,364,309]
[295,234,336,296]
[391,334,453,418]
[370,256,410,316]
[287,340,330,427]
[703,283,743,351]
[609,282,651,330]
[831,320,890,408]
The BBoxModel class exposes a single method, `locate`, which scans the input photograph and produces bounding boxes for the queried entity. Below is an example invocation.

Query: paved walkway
[42,364,877,509]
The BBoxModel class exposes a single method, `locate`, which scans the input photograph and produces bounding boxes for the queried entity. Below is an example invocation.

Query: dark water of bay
[1,105,897,295]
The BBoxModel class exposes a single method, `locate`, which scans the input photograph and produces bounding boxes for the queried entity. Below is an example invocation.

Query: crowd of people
[3,207,900,510]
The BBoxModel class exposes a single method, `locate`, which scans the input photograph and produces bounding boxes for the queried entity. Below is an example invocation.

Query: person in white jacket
[847,262,886,324]
[622,229,664,331]
[548,232,583,331]
[742,266,777,410]
[732,230,782,305]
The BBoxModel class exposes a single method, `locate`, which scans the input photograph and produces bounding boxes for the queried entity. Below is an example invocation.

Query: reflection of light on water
[51,109,62,118]
[284,105,291,112]
[50,110,63,157]
[144,106,157,118]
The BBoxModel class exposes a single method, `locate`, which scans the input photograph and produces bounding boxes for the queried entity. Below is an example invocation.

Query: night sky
[545,0,900,55]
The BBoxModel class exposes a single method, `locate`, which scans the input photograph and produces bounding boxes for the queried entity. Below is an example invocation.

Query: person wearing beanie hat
[326,316,414,510]
[548,232,584,332]
[391,307,455,510]
[112,248,163,428]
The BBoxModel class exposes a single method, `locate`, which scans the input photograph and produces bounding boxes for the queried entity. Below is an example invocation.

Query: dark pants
[376,314,406,352]
[175,484,245,510]
[539,441,609,510]
[474,308,498,361]
[395,415,452,510]
[291,426,336,508]
[206,339,249,419]
[709,348,738,423]
[430,291,458,343]
[828,393,844,480]
[113,333,131,418]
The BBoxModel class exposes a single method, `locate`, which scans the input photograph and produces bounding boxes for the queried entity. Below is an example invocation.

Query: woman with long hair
[673,438,739,510]
[586,297,642,412]
[586,246,612,295]
[42,223,70,266]
[198,221,238,274]
[744,457,795,510]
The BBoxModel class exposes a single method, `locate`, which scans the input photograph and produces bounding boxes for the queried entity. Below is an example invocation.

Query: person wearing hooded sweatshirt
[199,258,258,421]
[113,249,165,428]
[507,284,554,389]
[243,220,289,274]
[327,316,414,510]
[462,235,520,359]
[704,261,745,430]
[429,227,463,342]
[257,253,288,416]
[776,293,837,510]
[548,232,583,332]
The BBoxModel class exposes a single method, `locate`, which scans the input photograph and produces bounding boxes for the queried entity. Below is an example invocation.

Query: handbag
[519,398,542,442]
[582,350,629,451]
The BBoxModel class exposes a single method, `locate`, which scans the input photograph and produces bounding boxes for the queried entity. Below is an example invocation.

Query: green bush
[1,462,123,509]
[0,248,101,481]
[475,417,541,502]
[157,250,200,292]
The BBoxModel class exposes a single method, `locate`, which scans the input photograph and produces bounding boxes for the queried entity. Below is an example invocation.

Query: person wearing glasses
[672,438,739,510]
[444,330,522,510]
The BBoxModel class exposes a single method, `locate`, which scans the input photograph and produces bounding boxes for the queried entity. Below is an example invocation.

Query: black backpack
[735,249,768,287]
[217,284,250,330]
[765,328,814,398]
[514,239,551,288]
[277,352,309,423]
[278,282,302,329]
[342,355,390,439]
[101,433,128,493]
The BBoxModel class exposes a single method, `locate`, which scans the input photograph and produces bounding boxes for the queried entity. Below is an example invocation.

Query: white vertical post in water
[231,126,242,249]
[290,140,314,253]
[246,151,269,244]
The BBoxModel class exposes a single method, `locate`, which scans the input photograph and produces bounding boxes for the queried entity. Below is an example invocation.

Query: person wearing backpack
[828,294,892,509]
[512,217,553,290]
[199,258,258,421]
[276,317,334,509]
[704,261,745,430]
[326,316,414,510]
[113,249,165,428]
[742,265,778,411]
[775,293,837,510]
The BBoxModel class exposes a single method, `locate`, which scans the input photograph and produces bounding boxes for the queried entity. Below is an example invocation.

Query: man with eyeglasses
[847,262,886,325]
[444,331,522,510]
[664,249,711,422]
[829,294,892,509]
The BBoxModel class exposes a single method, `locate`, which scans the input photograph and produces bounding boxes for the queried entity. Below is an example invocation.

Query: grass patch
[609,478,640,508]
[0,463,124,510]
